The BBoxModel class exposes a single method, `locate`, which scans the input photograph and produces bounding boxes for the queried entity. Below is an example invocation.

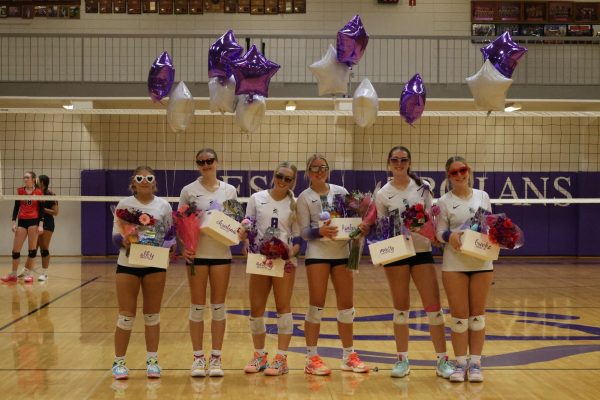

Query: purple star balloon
[208,30,244,80]
[480,31,527,79]
[400,73,426,125]
[148,51,175,102]
[336,15,369,67]
[230,44,280,98]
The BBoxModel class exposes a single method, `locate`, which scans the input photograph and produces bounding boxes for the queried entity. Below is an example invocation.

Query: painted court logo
[227,309,600,366]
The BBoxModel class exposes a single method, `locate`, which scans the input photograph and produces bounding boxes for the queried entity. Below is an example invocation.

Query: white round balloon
[466,60,513,112]
[352,78,378,128]
[208,76,237,114]
[309,44,351,97]
[167,81,194,133]
[235,95,266,133]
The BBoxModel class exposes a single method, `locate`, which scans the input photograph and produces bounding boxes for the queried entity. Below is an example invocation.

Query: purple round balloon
[400,73,426,125]
[336,15,369,67]
[208,30,244,80]
[148,51,175,102]
[230,44,280,98]
[480,31,527,79]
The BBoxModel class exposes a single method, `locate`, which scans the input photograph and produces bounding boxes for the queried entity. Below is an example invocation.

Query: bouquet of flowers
[221,199,246,222]
[400,203,440,241]
[346,192,378,270]
[173,203,202,275]
[485,213,524,249]
[367,212,406,244]
[114,206,159,245]
[113,205,174,256]
[242,217,294,273]
[461,206,491,233]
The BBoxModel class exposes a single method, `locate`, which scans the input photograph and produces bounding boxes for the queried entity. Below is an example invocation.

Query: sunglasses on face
[389,157,410,164]
[134,174,155,183]
[308,165,329,173]
[274,172,294,183]
[449,166,469,177]
[196,158,216,167]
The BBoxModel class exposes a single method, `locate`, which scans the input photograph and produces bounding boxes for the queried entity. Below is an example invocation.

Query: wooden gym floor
[1,256,599,400]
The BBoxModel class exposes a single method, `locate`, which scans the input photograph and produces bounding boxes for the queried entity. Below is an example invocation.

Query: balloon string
[161,115,170,199]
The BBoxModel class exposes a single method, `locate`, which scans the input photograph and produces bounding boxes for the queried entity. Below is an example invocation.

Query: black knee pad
[41,249,50,257]
[28,249,37,259]
[12,252,20,260]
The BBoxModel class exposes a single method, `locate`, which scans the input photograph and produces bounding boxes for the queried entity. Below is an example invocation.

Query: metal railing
[1,34,599,86]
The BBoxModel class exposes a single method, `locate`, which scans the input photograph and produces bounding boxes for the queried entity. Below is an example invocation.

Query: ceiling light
[504,102,522,112]
[62,104,74,110]
[285,101,296,111]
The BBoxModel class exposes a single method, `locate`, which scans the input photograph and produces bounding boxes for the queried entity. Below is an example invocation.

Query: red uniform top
[12,187,44,220]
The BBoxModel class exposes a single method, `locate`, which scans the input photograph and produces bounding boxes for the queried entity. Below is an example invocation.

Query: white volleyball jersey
[113,195,173,268]
[297,184,350,259]
[375,179,433,253]
[245,189,300,247]
[435,189,493,271]
[178,179,238,259]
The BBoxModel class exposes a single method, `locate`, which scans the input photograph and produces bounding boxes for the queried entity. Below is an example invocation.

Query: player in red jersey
[1,171,44,283]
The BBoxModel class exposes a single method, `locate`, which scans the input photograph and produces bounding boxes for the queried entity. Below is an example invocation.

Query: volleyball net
[0,107,599,256]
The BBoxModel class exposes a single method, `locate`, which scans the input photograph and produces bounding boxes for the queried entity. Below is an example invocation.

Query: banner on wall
[81,169,597,256]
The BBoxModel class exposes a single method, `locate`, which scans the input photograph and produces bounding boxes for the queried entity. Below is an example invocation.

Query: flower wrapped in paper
[400,203,440,241]
[346,191,378,270]
[366,213,416,266]
[485,213,524,250]
[113,206,160,246]
[112,205,173,268]
[318,192,368,242]
[243,218,293,276]
[221,199,246,222]
[458,207,500,261]
[173,203,202,274]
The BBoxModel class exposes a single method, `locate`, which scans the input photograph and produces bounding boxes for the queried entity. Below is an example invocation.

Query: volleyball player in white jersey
[375,146,454,379]
[435,156,493,383]
[241,161,301,376]
[111,166,173,380]
[178,148,238,378]
[297,154,369,376]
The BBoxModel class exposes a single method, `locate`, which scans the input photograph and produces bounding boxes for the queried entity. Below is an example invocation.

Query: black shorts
[17,218,40,229]
[116,264,166,277]
[449,270,494,276]
[305,258,349,268]
[191,258,232,267]
[43,219,55,232]
[383,252,435,267]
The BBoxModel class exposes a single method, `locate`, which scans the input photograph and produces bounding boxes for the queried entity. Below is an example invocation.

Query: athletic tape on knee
[28,249,37,258]
[451,317,469,333]
[189,304,206,322]
[248,316,266,335]
[40,249,50,258]
[144,313,160,326]
[12,252,20,260]
[337,307,355,324]
[305,305,323,324]
[393,309,409,325]
[117,314,135,330]
[468,315,486,331]
[426,309,445,326]
[277,313,293,335]
[211,303,226,321]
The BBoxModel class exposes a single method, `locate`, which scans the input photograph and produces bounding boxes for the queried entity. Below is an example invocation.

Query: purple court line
[0,276,101,332]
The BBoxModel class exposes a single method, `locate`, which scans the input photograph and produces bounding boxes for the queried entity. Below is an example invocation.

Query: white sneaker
[191,356,207,377]
[38,273,48,282]
[208,355,224,377]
